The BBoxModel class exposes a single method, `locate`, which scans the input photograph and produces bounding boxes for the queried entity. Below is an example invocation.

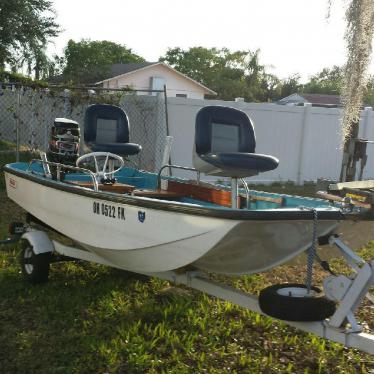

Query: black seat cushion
[92,143,142,155]
[201,152,279,177]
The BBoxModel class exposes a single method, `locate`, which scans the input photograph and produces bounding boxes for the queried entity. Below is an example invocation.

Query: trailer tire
[259,283,336,322]
[20,241,51,284]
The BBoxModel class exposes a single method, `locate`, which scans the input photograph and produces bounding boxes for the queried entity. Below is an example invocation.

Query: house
[95,62,216,99]
[277,93,342,108]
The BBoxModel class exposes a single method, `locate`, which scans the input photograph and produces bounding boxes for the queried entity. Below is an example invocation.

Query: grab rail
[239,178,250,209]
[157,164,201,190]
[157,165,251,209]
[28,159,99,191]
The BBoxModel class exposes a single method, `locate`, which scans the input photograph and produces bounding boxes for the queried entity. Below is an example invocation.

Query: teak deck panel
[68,179,284,207]
[248,194,284,205]
[167,181,284,207]
[133,189,184,199]
[167,180,234,207]
[68,181,135,194]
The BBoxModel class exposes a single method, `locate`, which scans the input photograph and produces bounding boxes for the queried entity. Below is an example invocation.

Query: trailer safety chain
[301,207,318,294]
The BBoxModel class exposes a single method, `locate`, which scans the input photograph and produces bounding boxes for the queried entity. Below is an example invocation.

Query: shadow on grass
[0,264,158,373]
[0,250,371,373]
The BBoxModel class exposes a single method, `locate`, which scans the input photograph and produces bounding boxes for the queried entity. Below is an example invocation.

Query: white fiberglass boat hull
[5,169,341,274]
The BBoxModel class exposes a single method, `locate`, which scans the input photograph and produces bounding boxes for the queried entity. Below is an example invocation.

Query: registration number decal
[93,202,125,220]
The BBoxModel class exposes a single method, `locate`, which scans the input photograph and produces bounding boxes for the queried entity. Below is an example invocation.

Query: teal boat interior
[7,161,337,212]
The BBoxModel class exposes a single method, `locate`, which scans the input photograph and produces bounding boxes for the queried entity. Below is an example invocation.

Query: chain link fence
[0,84,169,172]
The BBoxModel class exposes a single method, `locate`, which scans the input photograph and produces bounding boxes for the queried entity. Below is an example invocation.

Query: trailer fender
[21,231,54,254]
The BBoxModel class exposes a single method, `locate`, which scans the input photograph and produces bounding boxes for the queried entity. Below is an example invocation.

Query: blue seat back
[193,106,278,177]
[195,106,256,156]
[84,104,130,144]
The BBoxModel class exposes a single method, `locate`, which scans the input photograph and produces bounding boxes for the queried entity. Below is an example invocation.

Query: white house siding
[104,65,207,99]
[166,97,374,184]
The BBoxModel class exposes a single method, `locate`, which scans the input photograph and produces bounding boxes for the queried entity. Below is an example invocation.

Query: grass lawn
[1,150,374,372]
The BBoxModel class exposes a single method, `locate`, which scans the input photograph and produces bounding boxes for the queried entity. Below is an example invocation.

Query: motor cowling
[47,118,80,166]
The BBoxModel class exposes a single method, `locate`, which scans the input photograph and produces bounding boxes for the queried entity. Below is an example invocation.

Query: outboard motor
[47,118,80,166]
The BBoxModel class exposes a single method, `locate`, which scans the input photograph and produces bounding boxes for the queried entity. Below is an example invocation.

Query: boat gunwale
[4,164,345,221]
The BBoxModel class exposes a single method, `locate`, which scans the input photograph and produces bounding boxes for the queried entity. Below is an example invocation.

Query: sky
[47,0,372,83]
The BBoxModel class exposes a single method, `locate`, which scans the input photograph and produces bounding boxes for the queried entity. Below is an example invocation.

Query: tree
[364,75,374,107]
[61,40,145,84]
[278,74,302,99]
[160,47,219,86]
[0,0,59,73]
[160,47,278,102]
[303,66,343,94]
[338,0,374,181]
[340,0,374,141]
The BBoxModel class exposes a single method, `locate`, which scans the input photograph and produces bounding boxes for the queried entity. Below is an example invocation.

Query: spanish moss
[341,0,374,142]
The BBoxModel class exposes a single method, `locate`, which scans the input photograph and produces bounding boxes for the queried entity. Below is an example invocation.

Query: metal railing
[239,178,250,209]
[28,159,99,191]
[157,164,201,190]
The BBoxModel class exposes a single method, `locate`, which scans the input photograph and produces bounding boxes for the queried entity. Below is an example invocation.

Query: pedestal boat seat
[84,104,142,156]
[192,106,279,207]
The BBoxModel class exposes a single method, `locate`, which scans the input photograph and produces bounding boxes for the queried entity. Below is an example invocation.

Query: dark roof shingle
[101,62,157,80]
[301,93,342,106]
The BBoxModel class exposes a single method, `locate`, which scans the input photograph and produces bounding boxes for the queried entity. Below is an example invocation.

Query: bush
[0,70,48,88]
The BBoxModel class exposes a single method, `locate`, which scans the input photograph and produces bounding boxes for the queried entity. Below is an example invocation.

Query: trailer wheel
[259,283,336,322]
[20,241,51,284]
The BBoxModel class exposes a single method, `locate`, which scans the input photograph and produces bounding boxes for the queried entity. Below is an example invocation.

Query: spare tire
[259,283,336,322]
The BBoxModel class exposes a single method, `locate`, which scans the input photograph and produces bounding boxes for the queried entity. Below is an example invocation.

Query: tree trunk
[339,121,359,182]
[34,58,40,80]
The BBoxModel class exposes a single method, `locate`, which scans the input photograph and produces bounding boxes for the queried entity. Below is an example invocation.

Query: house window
[176,94,187,98]
[149,76,165,96]
[150,77,165,91]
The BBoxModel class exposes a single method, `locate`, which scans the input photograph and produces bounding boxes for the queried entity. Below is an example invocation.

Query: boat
[3,105,345,275]
[4,160,345,275]
[4,104,374,355]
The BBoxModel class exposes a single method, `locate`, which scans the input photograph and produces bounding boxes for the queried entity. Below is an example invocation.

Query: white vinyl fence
[167,97,374,184]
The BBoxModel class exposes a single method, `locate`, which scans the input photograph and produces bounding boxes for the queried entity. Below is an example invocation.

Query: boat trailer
[2,224,374,356]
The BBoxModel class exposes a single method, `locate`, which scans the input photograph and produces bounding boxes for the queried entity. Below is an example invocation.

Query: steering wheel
[76,152,124,184]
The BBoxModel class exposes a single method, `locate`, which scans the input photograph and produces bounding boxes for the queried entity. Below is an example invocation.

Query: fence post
[296,103,312,185]
[357,106,373,180]
[30,91,36,151]
[43,91,49,152]
[15,87,21,162]
[63,89,71,117]
[163,85,170,136]
[362,106,372,139]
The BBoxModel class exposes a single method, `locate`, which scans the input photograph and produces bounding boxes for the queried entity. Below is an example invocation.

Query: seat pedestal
[231,178,239,209]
